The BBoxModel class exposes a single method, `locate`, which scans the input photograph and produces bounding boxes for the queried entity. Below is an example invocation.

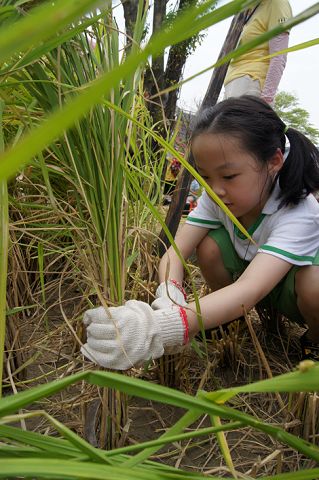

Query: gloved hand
[81,300,189,370]
[151,280,187,310]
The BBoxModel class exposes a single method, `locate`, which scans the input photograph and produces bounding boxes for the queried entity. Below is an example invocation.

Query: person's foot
[300,332,319,361]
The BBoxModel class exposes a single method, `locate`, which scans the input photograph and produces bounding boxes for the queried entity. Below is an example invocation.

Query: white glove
[151,280,187,310]
[81,300,189,370]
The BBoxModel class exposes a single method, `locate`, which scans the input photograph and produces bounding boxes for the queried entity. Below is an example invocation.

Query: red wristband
[179,307,189,344]
[170,279,187,301]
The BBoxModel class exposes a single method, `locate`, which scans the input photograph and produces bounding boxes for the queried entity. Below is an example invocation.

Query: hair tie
[283,124,289,133]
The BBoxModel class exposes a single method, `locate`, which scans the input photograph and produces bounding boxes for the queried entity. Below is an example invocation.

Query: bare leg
[295,265,319,343]
[196,234,233,291]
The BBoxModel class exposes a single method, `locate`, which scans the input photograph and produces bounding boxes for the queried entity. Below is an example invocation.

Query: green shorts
[208,227,309,325]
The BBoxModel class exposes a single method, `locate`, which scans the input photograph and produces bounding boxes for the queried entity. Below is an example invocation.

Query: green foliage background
[274,91,319,144]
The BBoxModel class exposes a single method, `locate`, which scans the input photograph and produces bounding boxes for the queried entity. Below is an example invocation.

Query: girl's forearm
[157,224,209,284]
[185,253,292,337]
[158,249,185,284]
[186,281,258,336]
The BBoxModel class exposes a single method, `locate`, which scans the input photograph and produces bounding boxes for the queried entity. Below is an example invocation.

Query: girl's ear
[268,148,284,175]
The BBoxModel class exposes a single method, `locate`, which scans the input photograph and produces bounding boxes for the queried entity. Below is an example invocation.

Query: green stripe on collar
[187,217,222,226]
[234,213,266,240]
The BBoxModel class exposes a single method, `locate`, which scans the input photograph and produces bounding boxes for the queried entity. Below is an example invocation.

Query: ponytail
[277,127,319,207]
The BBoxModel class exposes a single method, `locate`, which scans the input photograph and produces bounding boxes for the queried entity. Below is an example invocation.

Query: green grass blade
[210,415,236,477]
[0,11,104,75]
[0,99,8,398]
[0,424,83,458]
[0,421,242,460]
[1,369,319,463]
[122,409,201,468]
[260,37,319,61]
[3,410,112,464]
[0,458,222,479]
[263,470,319,480]
[202,361,319,404]
[107,421,242,457]
[0,0,102,64]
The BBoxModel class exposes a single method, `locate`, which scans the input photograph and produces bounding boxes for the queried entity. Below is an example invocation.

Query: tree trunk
[163,0,194,125]
[144,0,196,127]
[144,0,167,120]
[158,10,248,256]
[163,38,188,124]
[121,0,140,45]
[150,0,167,92]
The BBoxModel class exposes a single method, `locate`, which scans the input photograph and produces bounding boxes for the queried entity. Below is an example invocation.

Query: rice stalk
[287,392,319,443]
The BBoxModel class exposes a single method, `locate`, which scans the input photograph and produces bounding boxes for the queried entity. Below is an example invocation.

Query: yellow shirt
[224,0,292,88]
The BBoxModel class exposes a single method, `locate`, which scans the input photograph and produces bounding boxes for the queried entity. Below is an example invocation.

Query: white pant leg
[224,75,261,99]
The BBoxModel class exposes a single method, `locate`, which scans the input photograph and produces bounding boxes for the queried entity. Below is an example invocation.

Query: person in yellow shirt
[224,0,292,104]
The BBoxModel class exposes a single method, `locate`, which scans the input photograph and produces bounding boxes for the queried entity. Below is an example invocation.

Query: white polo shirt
[186,183,319,266]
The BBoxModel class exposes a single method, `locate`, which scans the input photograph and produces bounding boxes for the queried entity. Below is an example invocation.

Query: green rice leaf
[0,0,102,64]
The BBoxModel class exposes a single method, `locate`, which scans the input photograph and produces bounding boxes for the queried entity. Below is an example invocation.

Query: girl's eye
[223,174,237,180]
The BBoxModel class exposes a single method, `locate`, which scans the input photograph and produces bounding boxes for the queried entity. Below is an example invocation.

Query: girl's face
[192,132,281,227]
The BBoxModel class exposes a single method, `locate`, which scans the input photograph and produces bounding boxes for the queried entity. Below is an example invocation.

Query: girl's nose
[211,183,226,197]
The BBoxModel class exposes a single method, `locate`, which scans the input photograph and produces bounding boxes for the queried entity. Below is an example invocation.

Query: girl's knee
[295,266,319,306]
[196,234,232,290]
[196,235,222,264]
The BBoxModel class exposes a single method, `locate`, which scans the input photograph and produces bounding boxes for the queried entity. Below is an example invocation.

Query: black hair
[191,95,319,207]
